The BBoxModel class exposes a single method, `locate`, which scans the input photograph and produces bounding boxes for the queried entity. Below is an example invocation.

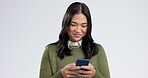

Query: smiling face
[67,13,88,42]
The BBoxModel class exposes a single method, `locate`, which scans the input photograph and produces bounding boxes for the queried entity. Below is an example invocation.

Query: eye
[70,24,76,26]
[81,25,87,28]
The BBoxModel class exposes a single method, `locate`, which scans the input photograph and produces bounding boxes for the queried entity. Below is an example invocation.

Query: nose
[75,26,81,32]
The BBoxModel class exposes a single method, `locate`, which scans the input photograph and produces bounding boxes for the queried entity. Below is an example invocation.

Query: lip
[73,33,81,37]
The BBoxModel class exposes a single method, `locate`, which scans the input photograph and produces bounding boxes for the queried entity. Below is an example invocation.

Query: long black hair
[56,2,98,59]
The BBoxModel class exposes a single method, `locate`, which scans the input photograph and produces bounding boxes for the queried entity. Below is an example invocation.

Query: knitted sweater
[40,43,110,78]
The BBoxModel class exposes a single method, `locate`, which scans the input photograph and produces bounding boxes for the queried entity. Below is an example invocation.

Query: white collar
[68,40,82,48]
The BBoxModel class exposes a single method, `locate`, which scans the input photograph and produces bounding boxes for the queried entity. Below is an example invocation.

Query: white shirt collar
[68,40,82,48]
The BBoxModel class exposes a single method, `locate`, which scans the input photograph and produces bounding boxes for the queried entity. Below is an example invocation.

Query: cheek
[83,28,87,34]
[69,28,73,32]
[67,27,73,36]
[69,27,75,32]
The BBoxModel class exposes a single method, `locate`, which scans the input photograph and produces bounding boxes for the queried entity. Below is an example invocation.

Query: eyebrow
[71,21,87,25]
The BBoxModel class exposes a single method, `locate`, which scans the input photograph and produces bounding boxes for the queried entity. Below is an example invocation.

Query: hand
[77,64,96,78]
[61,63,81,78]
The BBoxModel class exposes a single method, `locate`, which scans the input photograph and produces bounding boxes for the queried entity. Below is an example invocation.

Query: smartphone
[76,59,90,66]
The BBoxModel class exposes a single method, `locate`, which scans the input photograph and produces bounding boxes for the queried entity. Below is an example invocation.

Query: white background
[0,0,148,78]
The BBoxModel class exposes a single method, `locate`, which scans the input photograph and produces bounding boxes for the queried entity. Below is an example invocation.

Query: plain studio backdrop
[0,0,148,78]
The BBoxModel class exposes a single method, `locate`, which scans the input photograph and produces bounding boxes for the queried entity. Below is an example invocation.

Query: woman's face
[67,13,88,42]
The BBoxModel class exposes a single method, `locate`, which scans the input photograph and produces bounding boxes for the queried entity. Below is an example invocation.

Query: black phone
[76,59,90,66]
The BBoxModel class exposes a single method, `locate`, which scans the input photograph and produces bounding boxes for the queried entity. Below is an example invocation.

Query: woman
[40,2,110,78]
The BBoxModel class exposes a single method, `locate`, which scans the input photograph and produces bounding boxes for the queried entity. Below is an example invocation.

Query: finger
[68,63,75,66]
[65,74,77,78]
[65,70,79,75]
[80,66,91,70]
[81,65,94,71]
[77,70,92,75]
[69,66,81,71]
[65,70,80,78]
[77,74,91,78]
[69,64,81,70]
[65,65,81,71]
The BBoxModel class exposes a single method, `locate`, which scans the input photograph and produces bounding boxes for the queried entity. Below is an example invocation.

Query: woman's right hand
[60,63,81,78]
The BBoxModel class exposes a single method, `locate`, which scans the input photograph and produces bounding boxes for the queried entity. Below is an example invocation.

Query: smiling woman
[40,2,110,78]
[68,13,88,42]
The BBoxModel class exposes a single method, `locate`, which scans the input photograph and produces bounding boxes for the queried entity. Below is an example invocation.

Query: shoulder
[93,42,105,53]
[93,41,104,49]
[46,42,58,49]
[44,42,58,53]
[43,42,58,57]
[44,42,58,54]
[97,44,104,49]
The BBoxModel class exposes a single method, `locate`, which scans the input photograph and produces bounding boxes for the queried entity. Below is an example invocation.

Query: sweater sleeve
[39,46,63,78]
[93,44,110,78]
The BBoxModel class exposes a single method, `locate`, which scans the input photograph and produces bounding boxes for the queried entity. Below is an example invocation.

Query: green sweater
[40,44,110,78]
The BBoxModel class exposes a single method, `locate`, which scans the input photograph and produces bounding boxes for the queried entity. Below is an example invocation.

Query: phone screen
[76,59,90,66]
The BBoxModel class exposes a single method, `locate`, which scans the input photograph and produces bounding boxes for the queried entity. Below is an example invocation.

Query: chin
[73,38,82,42]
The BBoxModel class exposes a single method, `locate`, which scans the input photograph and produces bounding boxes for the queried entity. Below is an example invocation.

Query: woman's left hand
[77,64,96,78]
